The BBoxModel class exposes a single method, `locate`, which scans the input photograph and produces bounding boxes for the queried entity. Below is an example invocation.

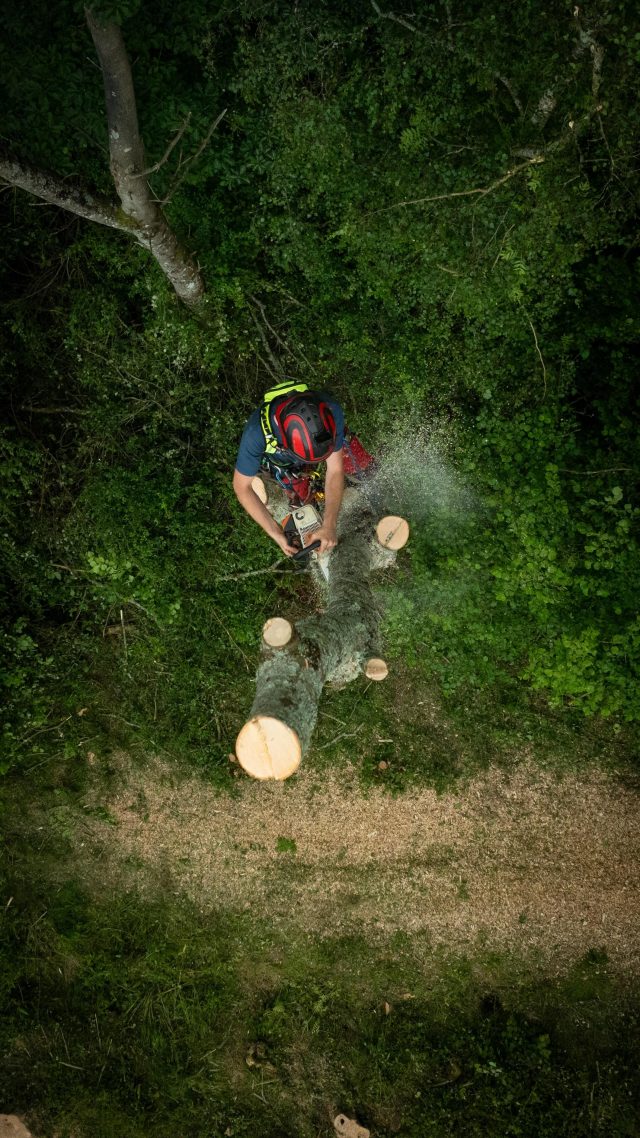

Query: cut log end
[251,475,269,504]
[262,617,293,648]
[376,515,410,550]
[333,1115,370,1138]
[365,657,389,681]
[235,715,301,780]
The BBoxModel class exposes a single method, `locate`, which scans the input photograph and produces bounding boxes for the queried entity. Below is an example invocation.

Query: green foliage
[275,836,297,854]
[1,2,639,748]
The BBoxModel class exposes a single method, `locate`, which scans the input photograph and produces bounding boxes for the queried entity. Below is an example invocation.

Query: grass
[1,872,639,1138]
[2,593,639,1137]
[313,658,639,795]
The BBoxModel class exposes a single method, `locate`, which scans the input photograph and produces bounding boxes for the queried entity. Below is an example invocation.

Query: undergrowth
[0,878,638,1138]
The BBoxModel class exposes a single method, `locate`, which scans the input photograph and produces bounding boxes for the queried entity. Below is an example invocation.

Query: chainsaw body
[284,502,323,551]
[282,499,332,579]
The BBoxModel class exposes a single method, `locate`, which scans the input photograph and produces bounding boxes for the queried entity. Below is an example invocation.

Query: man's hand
[312,524,338,555]
[275,531,299,557]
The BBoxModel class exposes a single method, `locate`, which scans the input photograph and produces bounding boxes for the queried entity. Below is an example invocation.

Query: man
[233,380,346,557]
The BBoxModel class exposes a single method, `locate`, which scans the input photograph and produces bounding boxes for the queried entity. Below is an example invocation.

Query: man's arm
[233,470,298,555]
[313,447,344,554]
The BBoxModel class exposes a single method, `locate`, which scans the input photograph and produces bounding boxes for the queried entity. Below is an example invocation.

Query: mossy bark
[245,522,383,757]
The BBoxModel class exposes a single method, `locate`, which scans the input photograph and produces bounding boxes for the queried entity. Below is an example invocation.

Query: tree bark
[85,9,205,307]
[0,15,205,308]
[0,151,128,233]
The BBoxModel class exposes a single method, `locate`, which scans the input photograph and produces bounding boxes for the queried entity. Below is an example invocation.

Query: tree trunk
[85,9,205,307]
[0,15,205,308]
[235,497,408,780]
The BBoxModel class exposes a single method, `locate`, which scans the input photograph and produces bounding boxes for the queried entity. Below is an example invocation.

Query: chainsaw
[278,431,377,576]
[282,498,326,573]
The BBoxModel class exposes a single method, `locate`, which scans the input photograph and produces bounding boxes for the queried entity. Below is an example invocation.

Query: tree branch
[250,306,284,375]
[370,0,422,35]
[139,113,191,177]
[531,10,604,127]
[0,150,129,233]
[372,155,544,215]
[496,73,523,116]
[160,108,227,205]
[525,313,547,397]
[85,7,205,306]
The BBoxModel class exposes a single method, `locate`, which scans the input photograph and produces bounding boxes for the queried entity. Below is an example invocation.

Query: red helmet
[272,393,337,463]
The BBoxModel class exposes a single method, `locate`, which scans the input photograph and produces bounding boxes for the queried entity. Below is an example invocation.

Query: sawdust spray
[344,416,475,536]
[346,417,480,659]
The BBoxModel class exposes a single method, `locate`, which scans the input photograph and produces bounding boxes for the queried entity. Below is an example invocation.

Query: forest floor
[66,747,640,976]
[8,694,640,1137]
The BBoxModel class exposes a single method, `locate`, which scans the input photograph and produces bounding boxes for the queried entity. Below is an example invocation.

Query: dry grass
[73,753,640,973]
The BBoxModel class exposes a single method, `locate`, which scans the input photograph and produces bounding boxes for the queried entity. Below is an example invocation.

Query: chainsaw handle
[291,538,321,561]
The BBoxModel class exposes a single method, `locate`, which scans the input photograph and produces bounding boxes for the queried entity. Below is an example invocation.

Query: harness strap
[260,379,309,455]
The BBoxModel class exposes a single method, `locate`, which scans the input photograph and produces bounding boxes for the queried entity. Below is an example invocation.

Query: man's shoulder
[243,408,263,433]
[235,409,266,476]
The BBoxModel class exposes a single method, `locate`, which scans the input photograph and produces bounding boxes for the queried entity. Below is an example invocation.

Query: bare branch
[531,10,605,126]
[139,113,192,177]
[0,150,129,232]
[558,467,637,476]
[256,352,281,383]
[525,314,547,397]
[370,0,422,35]
[160,108,227,205]
[372,155,544,215]
[531,88,558,128]
[496,73,523,116]
[249,295,296,357]
[250,307,284,375]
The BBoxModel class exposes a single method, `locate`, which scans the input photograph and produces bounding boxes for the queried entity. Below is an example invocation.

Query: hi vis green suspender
[260,380,309,455]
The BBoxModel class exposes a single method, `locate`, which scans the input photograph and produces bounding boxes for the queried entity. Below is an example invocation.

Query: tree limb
[250,307,284,375]
[372,155,544,215]
[0,150,129,233]
[370,0,422,35]
[160,108,227,205]
[531,10,604,126]
[496,73,523,116]
[525,313,547,397]
[85,7,205,306]
[139,113,192,177]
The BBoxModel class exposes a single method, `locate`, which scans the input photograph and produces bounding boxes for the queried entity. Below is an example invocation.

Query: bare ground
[72,753,640,974]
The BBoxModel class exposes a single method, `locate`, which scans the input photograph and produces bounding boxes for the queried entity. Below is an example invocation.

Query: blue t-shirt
[235,396,345,477]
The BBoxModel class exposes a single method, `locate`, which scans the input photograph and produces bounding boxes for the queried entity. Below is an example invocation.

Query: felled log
[235,504,409,780]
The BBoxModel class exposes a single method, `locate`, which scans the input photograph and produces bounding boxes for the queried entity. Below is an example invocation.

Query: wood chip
[333,1115,370,1138]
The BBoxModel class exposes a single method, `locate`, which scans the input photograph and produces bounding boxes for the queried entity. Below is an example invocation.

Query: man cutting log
[233,379,374,557]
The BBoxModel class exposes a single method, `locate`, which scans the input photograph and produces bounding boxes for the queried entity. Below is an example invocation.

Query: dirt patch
[74,755,640,971]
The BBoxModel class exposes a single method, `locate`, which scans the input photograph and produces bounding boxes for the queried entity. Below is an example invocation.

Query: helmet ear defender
[273,394,337,462]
